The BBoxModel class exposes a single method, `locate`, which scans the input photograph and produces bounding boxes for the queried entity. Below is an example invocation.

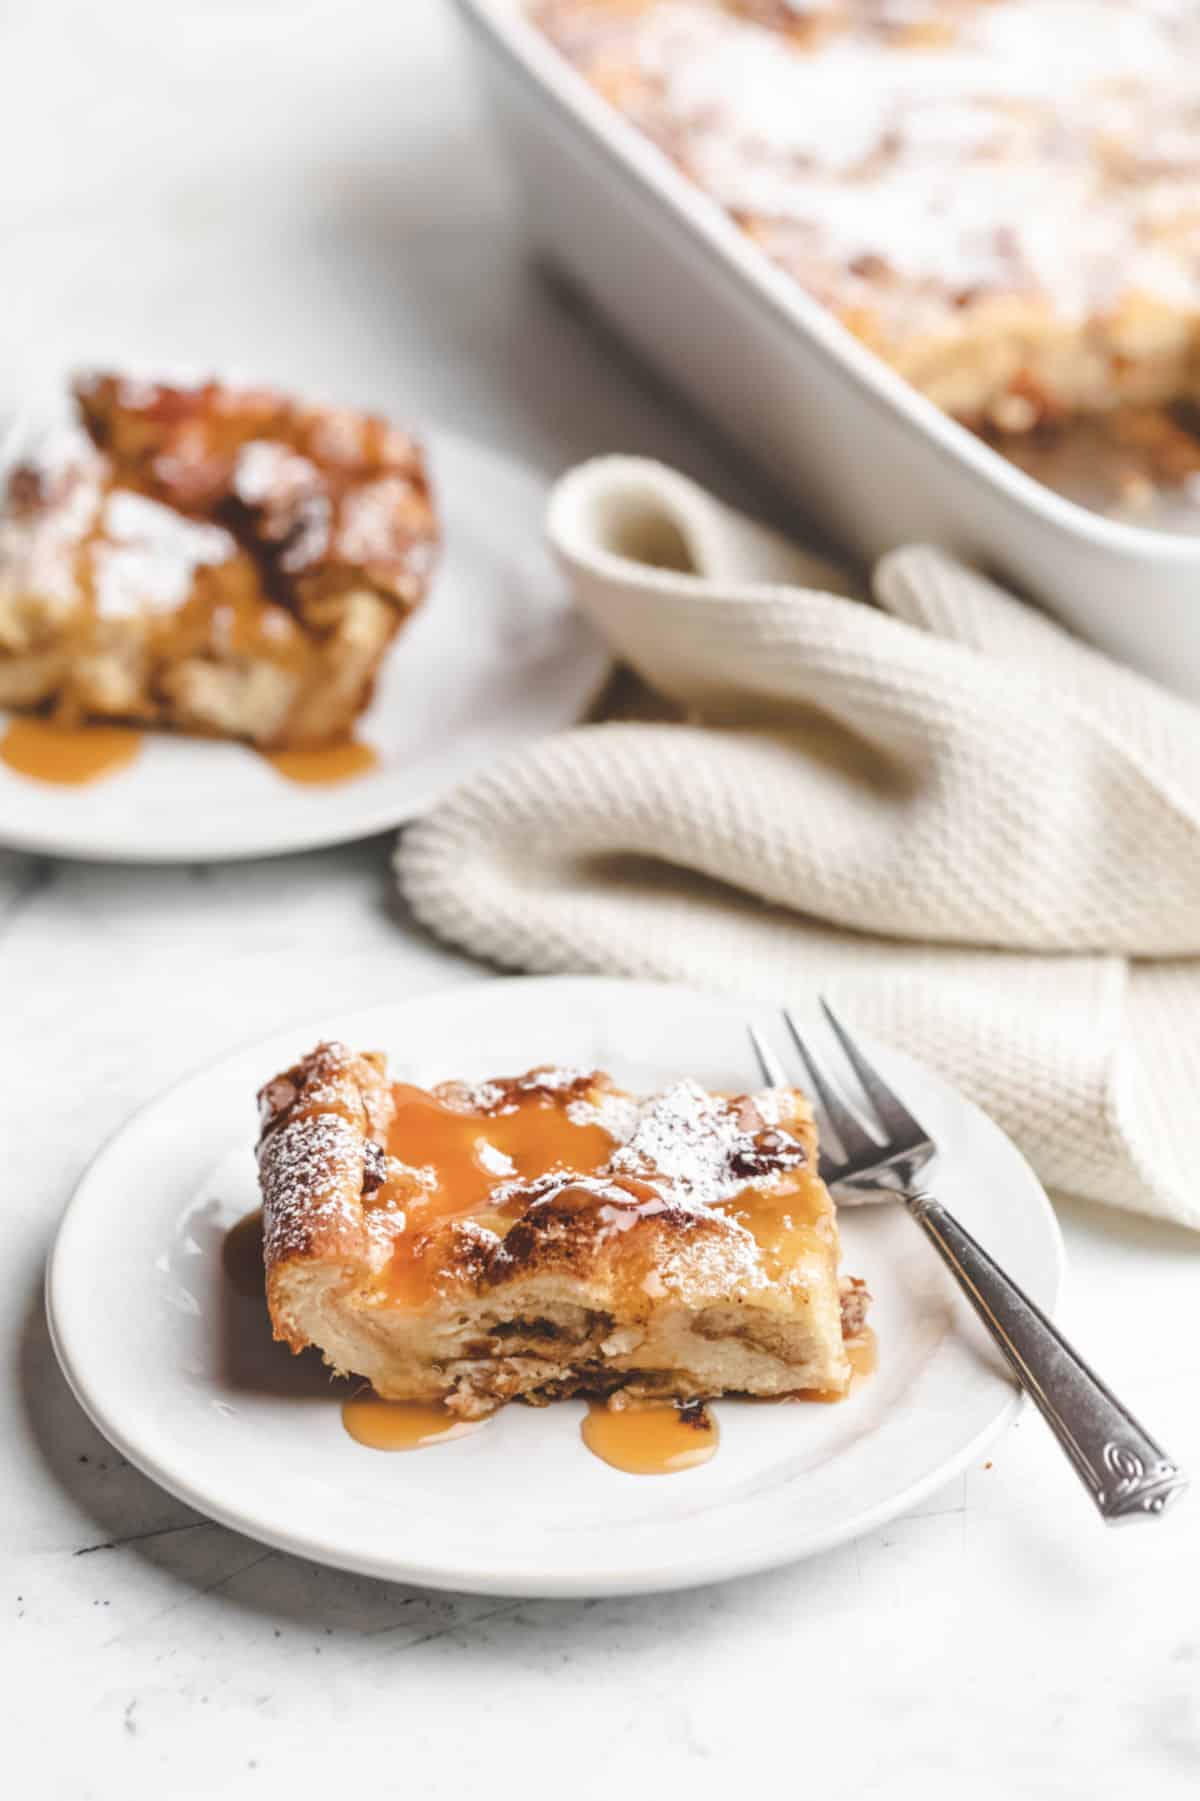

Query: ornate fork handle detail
[1097,1443,1187,1520]
[907,1192,1188,1525]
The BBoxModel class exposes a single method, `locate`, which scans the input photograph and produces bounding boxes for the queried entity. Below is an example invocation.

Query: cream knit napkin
[398,457,1200,1230]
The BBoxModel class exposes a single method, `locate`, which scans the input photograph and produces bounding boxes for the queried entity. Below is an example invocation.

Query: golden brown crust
[73,372,437,619]
[256,1040,394,1350]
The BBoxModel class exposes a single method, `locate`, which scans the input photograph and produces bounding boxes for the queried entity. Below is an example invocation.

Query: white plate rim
[45,975,1064,1597]
[0,429,610,864]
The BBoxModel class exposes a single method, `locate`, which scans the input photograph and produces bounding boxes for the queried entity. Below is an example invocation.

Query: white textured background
[3,4,1199,1797]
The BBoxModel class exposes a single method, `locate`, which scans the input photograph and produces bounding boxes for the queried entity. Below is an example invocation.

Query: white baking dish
[452,0,1200,701]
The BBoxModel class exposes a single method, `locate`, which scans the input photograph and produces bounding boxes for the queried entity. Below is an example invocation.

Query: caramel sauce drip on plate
[797,1327,879,1403]
[260,739,379,785]
[0,716,142,785]
[581,1400,719,1475]
[846,1327,878,1384]
[0,714,377,789]
[341,1393,488,1451]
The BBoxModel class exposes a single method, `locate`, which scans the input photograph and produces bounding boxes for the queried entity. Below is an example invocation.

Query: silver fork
[750,1001,1188,1525]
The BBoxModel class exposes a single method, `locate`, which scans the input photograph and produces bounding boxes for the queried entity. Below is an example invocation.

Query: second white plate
[0,432,609,862]
[46,977,1063,1597]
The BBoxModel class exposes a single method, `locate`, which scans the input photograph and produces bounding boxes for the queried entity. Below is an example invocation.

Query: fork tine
[782,1010,881,1164]
[818,997,927,1145]
[747,1024,786,1088]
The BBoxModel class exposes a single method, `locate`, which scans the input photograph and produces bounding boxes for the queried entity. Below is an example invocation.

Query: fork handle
[905,1191,1187,1524]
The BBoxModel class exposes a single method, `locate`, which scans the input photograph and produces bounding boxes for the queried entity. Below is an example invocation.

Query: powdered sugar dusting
[364,1199,407,1270]
[337,476,421,562]
[0,435,105,617]
[566,1089,641,1139]
[232,440,332,573]
[233,440,318,506]
[94,490,235,619]
[515,1065,590,1092]
[446,1067,597,1116]
[610,1080,741,1203]
[450,1078,507,1114]
[0,431,241,626]
[547,0,1200,329]
[477,1141,516,1178]
[610,1079,804,1210]
[258,1110,363,1263]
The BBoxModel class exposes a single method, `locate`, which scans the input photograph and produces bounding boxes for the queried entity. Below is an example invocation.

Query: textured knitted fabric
[397,457,1200,1229]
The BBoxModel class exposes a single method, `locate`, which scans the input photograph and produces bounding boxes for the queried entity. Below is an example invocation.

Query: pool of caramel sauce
[259,739,378,785]
[341,1394,488,1451]
[0,715,376,788]
[582,1400,719,1474]
[0,716,143,784]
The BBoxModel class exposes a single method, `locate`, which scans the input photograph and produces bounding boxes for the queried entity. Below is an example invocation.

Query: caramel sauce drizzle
[148,554,314,672]
[372,1079,831,1308]
[378,1082,618,1306]
[718,1161,831,1280]
[0,716,142,785]
[582,1400,719,1475]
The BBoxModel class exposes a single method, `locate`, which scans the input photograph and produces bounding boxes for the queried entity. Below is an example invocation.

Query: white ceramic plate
[0,433,608,862]
[46,977,1063,1597]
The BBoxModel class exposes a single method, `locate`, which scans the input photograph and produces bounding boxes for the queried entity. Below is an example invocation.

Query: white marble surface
[3,4,1200,1796]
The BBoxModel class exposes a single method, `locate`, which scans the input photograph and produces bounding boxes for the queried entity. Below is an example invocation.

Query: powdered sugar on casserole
[535,0,1200,429]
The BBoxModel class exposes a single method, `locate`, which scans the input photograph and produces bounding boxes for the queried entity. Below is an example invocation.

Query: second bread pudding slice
[257,1040,866,1416]
[0,372,438,747]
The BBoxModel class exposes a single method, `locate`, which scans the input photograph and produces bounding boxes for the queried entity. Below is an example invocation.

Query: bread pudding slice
[257,1040,865,1417]
[0,372,438,747]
